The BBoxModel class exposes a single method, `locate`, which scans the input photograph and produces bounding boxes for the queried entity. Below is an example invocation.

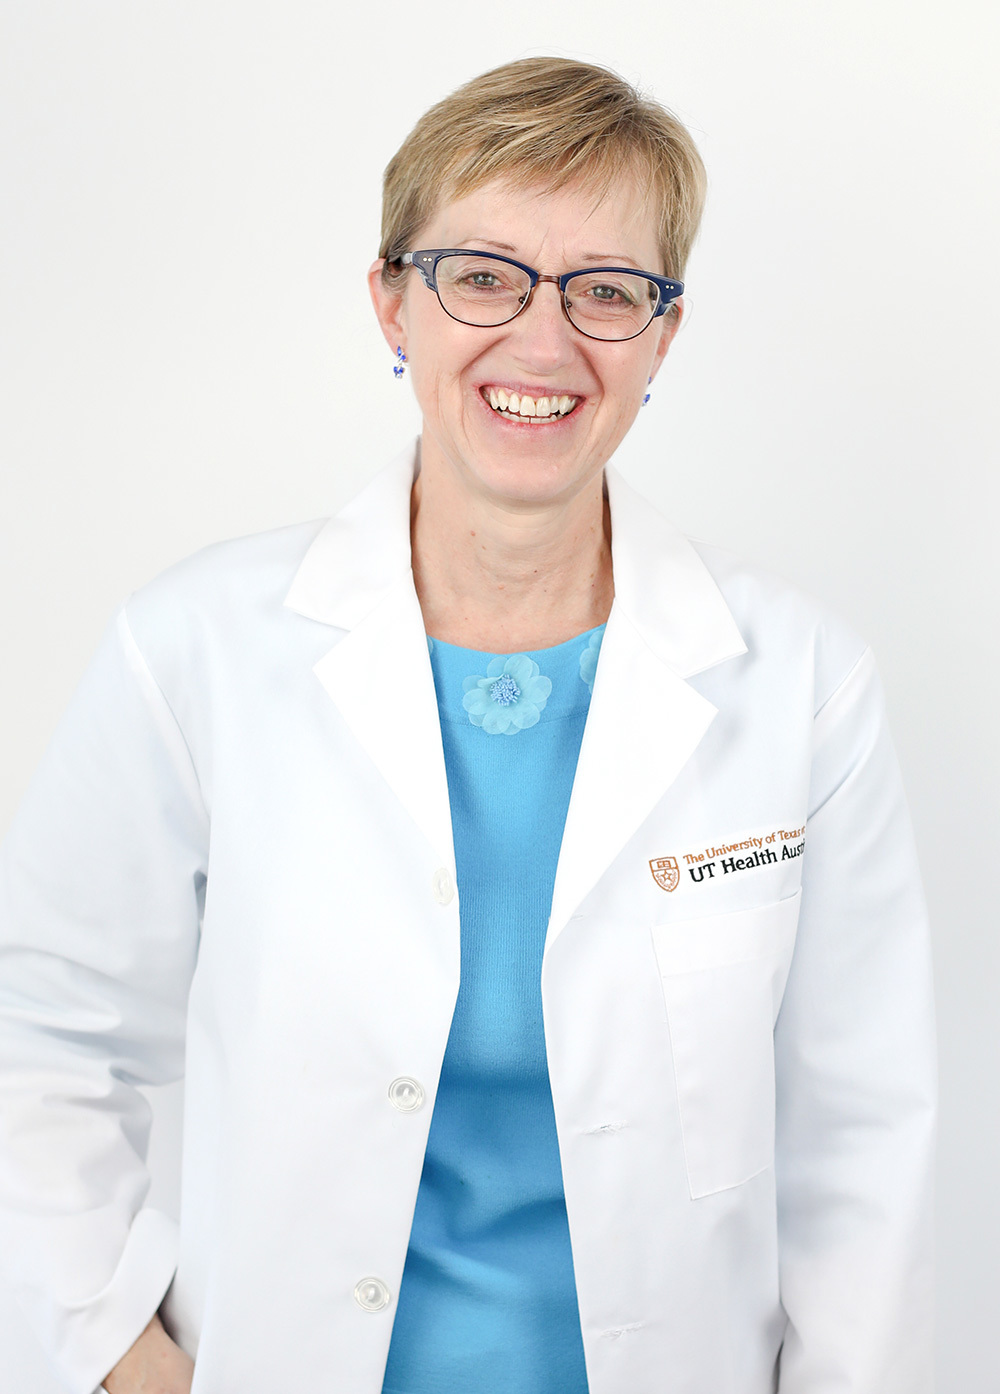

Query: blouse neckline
[427,624,606,731]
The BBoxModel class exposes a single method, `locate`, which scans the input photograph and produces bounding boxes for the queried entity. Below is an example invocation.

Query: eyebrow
[457,237,643,269]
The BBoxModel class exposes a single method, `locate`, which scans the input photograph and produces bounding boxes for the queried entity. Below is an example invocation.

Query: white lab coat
[0,443,935,1394]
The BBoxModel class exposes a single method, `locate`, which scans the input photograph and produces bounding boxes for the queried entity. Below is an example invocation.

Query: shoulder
[120,517,331,682]
[129,517,327,615]
[686,534,870,713]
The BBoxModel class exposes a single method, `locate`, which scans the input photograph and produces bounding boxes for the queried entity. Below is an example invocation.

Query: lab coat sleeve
[0,604,208,1394]
[773,646,936,1392]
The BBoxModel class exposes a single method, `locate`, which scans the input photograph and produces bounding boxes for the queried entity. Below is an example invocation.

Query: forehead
[416,174,662,268]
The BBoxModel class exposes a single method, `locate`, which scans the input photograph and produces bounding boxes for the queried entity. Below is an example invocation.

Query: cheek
[602,358,648,417]
[407,351,476,432]
[406,318,482,387]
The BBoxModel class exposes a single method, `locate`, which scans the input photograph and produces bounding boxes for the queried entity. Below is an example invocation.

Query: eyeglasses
[398,249,684,342]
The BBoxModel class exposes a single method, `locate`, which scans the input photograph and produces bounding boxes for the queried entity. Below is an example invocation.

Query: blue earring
[642,375,652,406]
[393,346,407,379]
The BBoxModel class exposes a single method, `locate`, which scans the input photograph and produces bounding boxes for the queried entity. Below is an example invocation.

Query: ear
[367,259,408,357]
[648,299,685,383]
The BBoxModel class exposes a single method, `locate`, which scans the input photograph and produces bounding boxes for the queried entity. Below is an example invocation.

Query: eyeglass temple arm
[397,251,439,288]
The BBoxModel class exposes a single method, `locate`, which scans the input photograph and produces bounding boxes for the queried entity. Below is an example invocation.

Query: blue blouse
[379,624,605,1394]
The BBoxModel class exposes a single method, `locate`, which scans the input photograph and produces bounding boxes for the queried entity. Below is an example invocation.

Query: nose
[504,279,578,372]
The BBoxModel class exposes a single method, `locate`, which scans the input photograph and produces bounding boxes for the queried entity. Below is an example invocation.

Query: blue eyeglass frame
[398,248,684,341]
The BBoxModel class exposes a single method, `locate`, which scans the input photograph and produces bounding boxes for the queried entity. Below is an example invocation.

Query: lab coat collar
[282,444,417,631]
[283,440,747,676]
[283,440,748,934]
[601,463,747,677]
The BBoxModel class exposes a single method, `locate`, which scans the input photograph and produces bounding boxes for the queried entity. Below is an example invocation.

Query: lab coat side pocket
[651,891,802,1200]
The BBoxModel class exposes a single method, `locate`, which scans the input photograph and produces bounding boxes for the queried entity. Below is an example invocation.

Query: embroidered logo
[649,856,680,892]
[650,823,806,892]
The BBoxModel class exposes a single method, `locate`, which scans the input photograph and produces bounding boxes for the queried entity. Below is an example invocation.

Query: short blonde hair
[379,57,706,288]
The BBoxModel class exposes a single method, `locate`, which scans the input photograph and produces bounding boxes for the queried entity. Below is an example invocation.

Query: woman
[0,57,934,1394]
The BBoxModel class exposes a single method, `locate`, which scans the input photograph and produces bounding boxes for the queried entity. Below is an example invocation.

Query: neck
[410,448,614,653]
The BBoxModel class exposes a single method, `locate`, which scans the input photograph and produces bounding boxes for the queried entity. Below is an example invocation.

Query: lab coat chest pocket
[651,890,802,1199]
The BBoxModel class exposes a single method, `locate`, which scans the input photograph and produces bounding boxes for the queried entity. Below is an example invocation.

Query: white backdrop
[1,2,997,1390]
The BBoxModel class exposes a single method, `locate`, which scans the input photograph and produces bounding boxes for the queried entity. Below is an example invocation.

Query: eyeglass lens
[433,254,660,340]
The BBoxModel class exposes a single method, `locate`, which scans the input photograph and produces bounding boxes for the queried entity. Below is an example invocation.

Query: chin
[470,448,597,507]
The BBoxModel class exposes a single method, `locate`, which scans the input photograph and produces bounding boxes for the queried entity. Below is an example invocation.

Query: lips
[479,385,580,424]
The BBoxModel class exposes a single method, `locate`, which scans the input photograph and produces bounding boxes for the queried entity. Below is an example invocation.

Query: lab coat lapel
[283,445,748,914]
[312,578,455,869]
[283,446,456,870]
[546,466,748,941]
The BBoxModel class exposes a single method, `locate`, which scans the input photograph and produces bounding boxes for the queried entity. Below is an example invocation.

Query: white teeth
[482,387,580,421]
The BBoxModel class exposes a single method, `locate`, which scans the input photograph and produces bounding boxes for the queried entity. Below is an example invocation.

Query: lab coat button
[354,1277,390,1312]
[432,867,455,905]
[388,1077,425,1112]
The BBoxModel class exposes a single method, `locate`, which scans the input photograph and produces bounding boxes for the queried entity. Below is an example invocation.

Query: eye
[442,257,523,296]
[587,281,639,305]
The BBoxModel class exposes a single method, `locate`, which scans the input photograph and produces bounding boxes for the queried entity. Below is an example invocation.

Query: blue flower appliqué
[579,629,604,692]
[462,654,553,735]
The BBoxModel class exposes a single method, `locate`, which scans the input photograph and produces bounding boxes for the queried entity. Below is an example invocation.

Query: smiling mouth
[480,386,580,424]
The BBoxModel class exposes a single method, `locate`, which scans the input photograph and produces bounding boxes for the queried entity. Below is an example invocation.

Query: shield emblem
[649,856,679,892]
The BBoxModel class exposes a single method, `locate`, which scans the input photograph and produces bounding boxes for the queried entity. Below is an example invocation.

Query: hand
[102,1311,195,1394]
